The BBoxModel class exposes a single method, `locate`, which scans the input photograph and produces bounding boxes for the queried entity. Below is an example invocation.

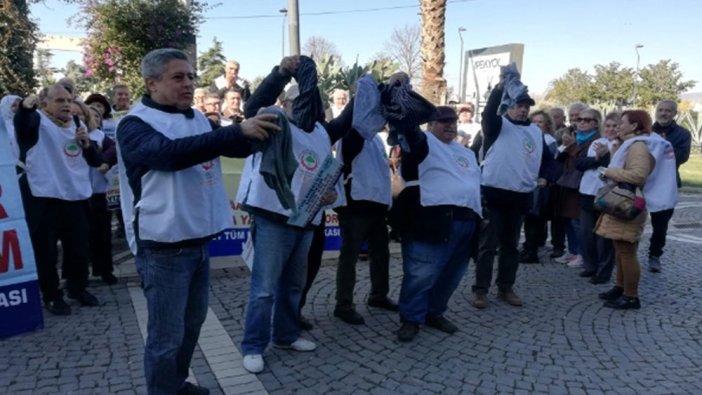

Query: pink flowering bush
[80,0,206,95]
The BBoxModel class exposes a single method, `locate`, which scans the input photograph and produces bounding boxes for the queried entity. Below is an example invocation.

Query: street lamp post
[458,27,466,103]
[634,44,644,107]
[279,8,288,58]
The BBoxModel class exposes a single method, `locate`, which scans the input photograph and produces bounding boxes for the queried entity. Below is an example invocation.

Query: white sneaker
[243,354,264,373]
[273,338,317,352]
[554,253,575,264]
[567,255,583,268]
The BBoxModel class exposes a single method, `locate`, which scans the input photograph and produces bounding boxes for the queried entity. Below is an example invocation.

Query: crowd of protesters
[0,48,691,395]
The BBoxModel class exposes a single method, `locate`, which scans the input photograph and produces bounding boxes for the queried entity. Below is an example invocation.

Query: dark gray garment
[251,106,298,211]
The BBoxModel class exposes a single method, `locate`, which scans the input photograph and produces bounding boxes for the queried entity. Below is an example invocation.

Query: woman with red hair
[595,110,677,309]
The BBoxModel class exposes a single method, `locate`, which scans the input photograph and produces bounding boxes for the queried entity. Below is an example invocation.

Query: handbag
[593,182,646,220]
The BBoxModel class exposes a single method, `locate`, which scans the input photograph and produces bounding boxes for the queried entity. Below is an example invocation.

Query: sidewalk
[2,194,701,394]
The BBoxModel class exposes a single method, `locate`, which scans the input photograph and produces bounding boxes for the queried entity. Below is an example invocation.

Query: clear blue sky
[32,0,702,96]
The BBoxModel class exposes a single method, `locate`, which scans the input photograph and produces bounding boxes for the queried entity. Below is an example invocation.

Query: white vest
[3,119,19,161]
[481,117,543,192]
[117,103,232,254]
[609,134,678,212]
[579,137,615,196]
[88,129,109,194]
[418,133,482,216]
[337,135,392,207]
[239,121,331,226]
[101,118,117,140]
[25,111,92,200]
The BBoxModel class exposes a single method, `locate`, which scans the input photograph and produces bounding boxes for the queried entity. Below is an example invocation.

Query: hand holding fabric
[240,113,281,140]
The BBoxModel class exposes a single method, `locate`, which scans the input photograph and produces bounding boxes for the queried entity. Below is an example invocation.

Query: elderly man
[222,88,244,123]
[214,60,251,102]
[471,82,555,309]
[116,48,279,395]
[648,100,691,272]
[202,93,225,125]
[393,106,482,342]
[549,107,566,133]
[14,85,103,315]
[325,88,348,121]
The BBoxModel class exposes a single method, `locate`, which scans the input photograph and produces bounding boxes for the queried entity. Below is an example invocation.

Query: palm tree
[419,0,447,104]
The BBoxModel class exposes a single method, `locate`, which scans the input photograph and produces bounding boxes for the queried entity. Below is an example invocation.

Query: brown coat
[594,140,654,243]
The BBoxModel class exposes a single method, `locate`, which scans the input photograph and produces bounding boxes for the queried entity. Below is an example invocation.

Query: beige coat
[594,140,654,243]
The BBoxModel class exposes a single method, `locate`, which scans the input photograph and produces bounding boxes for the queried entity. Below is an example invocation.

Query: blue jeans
[241,215,313,355]
[566,218,581,255]
[136,244,209,395]
[399,219,476,323]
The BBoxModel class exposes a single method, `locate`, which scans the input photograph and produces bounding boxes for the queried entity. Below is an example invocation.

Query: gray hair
[140,48,189,79]
[657,100,678,113]
[568,102,588,113]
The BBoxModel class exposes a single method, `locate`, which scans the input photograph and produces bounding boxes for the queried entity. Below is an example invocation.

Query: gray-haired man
[117,48,280,395]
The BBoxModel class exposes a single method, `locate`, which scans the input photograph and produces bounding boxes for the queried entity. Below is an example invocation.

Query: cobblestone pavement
[2,193,701,394]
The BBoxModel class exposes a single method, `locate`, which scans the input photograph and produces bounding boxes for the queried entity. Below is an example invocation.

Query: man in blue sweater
[117,48,279,395]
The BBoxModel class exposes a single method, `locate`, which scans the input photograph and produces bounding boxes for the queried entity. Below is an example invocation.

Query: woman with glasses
[553,109,602,269]
[575,111,618,284]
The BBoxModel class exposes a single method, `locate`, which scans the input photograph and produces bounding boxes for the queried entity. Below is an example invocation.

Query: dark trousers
[89,193,114,276]
[335,211,390,309]
[299,216,326,311]
[21,183,90,302]
[523,214,547,253]
[473,206,524,293]
[579,204,614,280]
[649,209,675,258]
[550,216,567,252]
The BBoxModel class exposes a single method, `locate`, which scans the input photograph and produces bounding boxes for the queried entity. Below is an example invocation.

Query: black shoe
[101,273,118,285]
[177,382,210,395]
[334,308,365,325]
[46,298,71,316]
[589,276,609,285]
[397,322,419,342]
[549,249,565,258]
[299,315,313,331]
[67,290,99,306]
[579,270,596,278]
[604,295,641,310]
[367,297,399,312]
[519,250,539,264]
[425,315,458,334]
[598,286,623,301]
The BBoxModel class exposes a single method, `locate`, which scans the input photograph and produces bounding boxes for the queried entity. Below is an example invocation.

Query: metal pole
[458,27,466,103]
[634,44,643,107]
[279,8,288,58]
[288,0,300,55]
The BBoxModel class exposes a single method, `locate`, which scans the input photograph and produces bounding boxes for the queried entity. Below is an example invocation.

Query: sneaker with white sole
[566,255,583,268]
[243,354,264,374]
[272,338,317,352]
[554,253,575,264]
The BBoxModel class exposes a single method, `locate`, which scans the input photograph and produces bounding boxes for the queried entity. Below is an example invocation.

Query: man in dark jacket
[648,100,691,272]
[472,83,556,309]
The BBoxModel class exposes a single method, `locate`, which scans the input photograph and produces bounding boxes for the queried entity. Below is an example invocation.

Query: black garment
[380,75,438,147]
[649,209,675,258]
[335,208,391,309]
[579,196,614,280]
[292,56,325,132]
[89,193,114,277]
[20,179,90,302]
[299,216,326,311]
[652,121,691,188]
[523,214,547,254]
[473,206,524,293]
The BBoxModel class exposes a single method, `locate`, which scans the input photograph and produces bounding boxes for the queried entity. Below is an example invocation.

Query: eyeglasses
[576,117,595,123]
